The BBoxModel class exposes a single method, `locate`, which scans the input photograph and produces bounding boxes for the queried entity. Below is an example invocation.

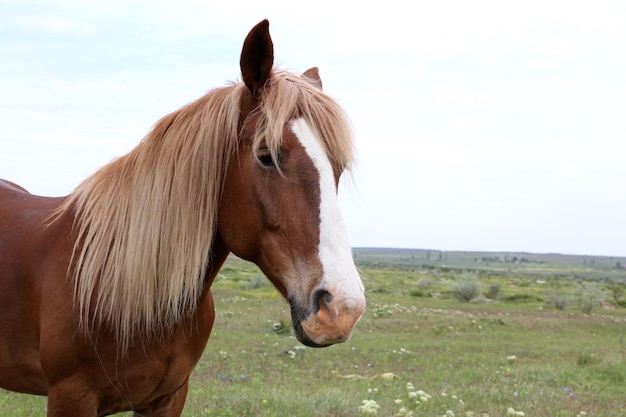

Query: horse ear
[302,67,323,90]
[240,19,274,97]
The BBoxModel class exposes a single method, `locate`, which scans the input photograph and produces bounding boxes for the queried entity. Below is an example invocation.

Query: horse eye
[256,149,279,168]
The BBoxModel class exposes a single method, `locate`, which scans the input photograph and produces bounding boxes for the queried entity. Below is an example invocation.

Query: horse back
[0,179,69,271]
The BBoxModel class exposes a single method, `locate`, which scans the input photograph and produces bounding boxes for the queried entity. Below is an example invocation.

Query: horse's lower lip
[292,323,337,348]
[298,333,330,348]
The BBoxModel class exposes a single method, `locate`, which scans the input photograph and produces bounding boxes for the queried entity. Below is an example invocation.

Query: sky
[1,0,625,257]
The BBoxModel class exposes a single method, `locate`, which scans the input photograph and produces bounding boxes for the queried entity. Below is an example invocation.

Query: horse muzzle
[290,286,366,347]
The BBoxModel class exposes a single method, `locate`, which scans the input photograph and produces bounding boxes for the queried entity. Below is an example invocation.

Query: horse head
[218,20,365,347]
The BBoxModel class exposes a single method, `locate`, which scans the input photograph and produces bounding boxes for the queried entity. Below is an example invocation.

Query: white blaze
[290,118,365,299]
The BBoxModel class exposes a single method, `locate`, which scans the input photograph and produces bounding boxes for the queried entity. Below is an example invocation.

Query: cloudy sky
[1,1,625,256]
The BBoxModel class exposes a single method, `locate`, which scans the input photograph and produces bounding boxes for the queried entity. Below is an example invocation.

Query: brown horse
[0,20,365,416]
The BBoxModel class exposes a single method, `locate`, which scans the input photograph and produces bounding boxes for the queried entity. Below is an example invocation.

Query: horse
[0,20,365,416]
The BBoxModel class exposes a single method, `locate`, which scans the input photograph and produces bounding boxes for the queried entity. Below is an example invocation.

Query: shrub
[450,272,482,302]
[547,291,574,310]
[502,294,543,303]
[409,289,425,297]
[577,282,606,314]
[607,283,625,303]
[484,283,501,300]
[410,277,434,297]
[247,275,269,289]
[370,285,391,294]
[416,277,434,290]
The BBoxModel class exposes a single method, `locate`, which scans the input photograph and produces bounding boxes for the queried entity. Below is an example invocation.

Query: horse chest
[83,335,207,414]
[120,352,195,401]
[113,318,213,400]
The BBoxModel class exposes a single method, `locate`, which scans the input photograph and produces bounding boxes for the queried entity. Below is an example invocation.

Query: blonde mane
[58,70,355,350]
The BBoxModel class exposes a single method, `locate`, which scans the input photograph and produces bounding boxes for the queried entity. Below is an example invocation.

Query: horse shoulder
[41,239,226,413]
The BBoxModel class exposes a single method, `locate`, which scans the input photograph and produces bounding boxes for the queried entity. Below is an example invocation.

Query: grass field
[1,249,625,416]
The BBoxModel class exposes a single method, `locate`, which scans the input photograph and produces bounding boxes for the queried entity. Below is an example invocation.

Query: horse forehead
[289,119,337,182]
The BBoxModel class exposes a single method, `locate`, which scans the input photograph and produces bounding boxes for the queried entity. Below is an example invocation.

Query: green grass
[1,251,625,416]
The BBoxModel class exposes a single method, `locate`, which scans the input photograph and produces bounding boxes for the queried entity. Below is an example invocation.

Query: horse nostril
[311,289,334,315]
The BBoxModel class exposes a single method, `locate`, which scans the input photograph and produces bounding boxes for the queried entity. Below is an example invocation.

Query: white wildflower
[359,399,380,415]
[396,407,414,417]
